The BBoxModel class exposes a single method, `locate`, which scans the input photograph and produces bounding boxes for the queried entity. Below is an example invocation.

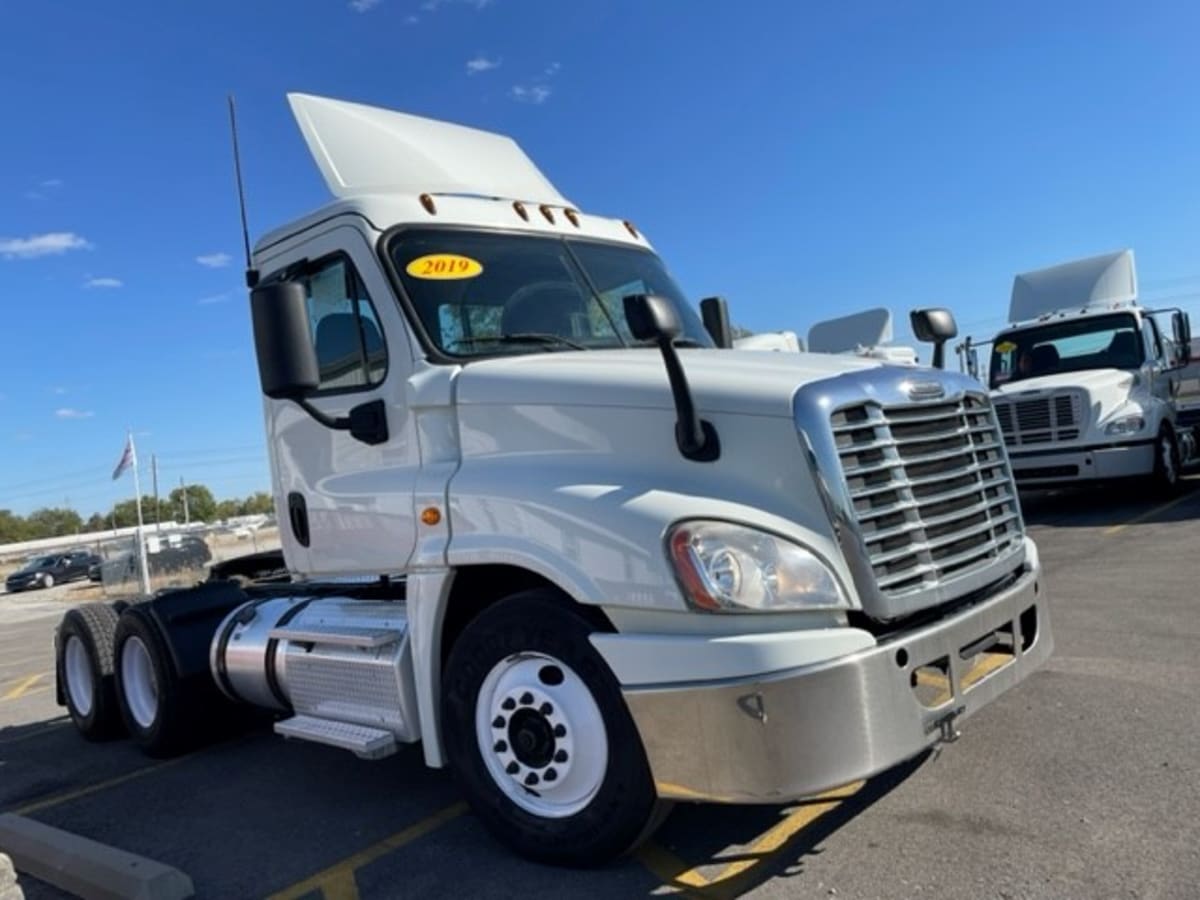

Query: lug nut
[553,724,566,738]
[544,768,557,782]
[501,698,516,711]
[524,772,540,786]
[506,762,519,775]
[539,702,553,716]
[492,716,505,729]
[554,750,568,763]
[494,740,507,753]
[519,692,534,705]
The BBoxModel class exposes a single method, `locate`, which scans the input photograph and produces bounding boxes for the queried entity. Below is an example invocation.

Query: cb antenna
[228,94,258,288]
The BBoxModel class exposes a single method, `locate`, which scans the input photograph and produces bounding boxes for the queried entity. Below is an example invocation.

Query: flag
[112,434,136,481]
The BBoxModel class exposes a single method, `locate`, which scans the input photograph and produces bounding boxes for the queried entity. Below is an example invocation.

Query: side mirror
[1173,311,1192,366]
[623,294,718,462]
[625,294,682,343]
[699,296,733,349]
[250,281,319,399]
[910,308,958,370]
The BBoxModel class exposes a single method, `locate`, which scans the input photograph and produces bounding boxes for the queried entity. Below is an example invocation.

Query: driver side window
[300,256,388,392]
[1145,319,1165,366]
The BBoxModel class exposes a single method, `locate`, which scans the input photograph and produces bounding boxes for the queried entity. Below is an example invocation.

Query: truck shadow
[640,753,927,898]
[1018,474,1200,529]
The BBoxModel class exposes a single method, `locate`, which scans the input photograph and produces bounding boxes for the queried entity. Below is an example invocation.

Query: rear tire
[1152,426,1181,494]
[441,590,666,867]
[56,604,125,740]
[114,608,200,757]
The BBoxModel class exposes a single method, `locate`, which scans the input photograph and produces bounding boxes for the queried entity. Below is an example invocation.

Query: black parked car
[5,550,100,592]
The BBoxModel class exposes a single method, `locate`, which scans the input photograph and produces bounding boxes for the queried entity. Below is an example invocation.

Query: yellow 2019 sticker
[406,254,483,280]
[996,340,1018,354]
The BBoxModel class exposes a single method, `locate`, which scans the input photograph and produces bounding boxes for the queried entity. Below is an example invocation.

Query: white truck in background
[959,250,1196,491]
[52,93,1052,866]
[735,307,919,364]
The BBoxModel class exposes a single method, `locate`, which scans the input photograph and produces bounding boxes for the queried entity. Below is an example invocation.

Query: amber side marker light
[420,193,437,215]
[421,507,442,526]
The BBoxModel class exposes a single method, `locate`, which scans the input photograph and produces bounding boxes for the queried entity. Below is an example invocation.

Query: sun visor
[1009,249,1136,323]
[808,307,892,354]
[287,93,572,206]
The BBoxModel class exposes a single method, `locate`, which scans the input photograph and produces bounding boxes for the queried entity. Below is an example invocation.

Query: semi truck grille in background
[831,396,1023,598]
[993,392,1083,445]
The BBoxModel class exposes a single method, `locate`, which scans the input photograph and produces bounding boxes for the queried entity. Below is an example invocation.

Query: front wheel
[41,573,55,590]
[1152,426,1181,494]
[441,590,666,866]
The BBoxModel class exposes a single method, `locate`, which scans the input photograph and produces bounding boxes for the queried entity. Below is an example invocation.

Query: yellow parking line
[13,754,197,816]
[1104,490,1197,536]
[635,841,711,893]
[2,673,46,701]
[266,802,467,900]
[704,782,863,891]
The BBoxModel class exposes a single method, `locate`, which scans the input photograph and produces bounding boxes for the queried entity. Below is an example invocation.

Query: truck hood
[454,349,885,418]
[991,368,1136,399]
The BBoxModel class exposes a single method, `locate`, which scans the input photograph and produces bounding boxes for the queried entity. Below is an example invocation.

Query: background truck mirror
[699,296,733,348]
[250,281,320,399]
[1173,311,1192,364]
[910,308,959,370]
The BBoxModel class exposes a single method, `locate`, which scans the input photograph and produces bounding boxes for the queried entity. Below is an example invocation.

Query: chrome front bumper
[622,564,1052,804]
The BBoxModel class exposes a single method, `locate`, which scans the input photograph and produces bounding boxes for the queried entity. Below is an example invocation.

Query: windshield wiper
[453,333,588,352]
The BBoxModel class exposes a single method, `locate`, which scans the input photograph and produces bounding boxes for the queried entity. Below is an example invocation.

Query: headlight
[1104,414,1145,436]
[667,521,848,612]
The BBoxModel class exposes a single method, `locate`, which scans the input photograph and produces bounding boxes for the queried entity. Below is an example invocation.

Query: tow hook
[928,706,965,744]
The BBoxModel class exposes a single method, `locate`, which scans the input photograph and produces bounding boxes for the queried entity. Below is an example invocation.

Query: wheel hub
[475,652,607,818]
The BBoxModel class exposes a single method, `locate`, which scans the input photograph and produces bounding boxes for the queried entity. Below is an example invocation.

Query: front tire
[1152,426,1181,494]
[442,590,665,867]
[56,604,125,740]
[41,573,55,590]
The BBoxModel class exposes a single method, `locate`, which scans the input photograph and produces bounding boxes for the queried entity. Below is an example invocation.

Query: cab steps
[274,714,397,759]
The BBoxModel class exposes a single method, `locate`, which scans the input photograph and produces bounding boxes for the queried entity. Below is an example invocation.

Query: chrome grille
[831,395,1024,598]
[993,392,1082,444]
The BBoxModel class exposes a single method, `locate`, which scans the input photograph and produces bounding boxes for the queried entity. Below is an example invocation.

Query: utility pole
[152,454,161,532]
[180,476,190,526]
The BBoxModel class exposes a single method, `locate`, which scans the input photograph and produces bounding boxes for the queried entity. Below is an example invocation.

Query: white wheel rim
[44,574,54,588]
[475,652,608,819]
[120,636,159,729]
[64,635,94,717]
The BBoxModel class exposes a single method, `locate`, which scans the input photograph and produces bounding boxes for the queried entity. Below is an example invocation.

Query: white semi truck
[960,250,1196,491]
[53,94,1052,866]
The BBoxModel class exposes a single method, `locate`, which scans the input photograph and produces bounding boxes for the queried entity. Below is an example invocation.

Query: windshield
[388,230,714,358]
[989,313,1143,389]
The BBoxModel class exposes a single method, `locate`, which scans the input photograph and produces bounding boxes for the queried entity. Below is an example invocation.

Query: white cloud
[0,232,91,260]
[41,178,63,188]
[198,293,231,306]
[544,62,561,77]
[404,14,420,23]
[24,191,44,201]
[510,84,552,105]
[349,0,381,10]
[466,55,501,75]
[196,252,232,268]
[85,277,123,289]
[55,408,94,420]
[52,386,67,395]
[421,0,492,13]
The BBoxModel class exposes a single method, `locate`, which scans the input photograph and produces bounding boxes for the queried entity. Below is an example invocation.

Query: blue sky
[2,0,1199,517]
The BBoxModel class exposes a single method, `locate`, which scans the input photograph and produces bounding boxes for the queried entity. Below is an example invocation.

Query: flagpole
[128,430,152,594]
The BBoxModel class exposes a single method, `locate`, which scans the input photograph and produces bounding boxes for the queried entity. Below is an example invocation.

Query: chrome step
[268,624,403,648]
[274,714,397,759]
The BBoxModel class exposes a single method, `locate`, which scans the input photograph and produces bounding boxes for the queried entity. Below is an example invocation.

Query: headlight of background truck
[1104,413,1145,436]
[667,521,848,612]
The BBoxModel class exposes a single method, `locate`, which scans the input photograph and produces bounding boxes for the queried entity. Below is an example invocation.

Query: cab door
[263,224,421,578]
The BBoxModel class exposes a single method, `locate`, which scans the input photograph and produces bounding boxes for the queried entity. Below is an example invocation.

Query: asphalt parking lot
[2,480,1199,900]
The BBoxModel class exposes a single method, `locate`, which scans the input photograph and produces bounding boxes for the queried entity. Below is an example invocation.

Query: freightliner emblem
[906,381,945,401]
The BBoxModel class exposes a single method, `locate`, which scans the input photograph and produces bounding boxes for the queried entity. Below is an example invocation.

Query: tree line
[0,486,275,544]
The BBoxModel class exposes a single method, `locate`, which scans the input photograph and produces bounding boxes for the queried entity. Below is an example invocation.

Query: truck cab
[54,93,1054,866]
[964,251,1194,489]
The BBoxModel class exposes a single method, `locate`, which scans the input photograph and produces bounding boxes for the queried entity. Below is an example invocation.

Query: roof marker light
[564,208,581,228]
[623,220,639,238]
[539,204,556,224]
[513,200,529,221]
[419,193,437,215]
